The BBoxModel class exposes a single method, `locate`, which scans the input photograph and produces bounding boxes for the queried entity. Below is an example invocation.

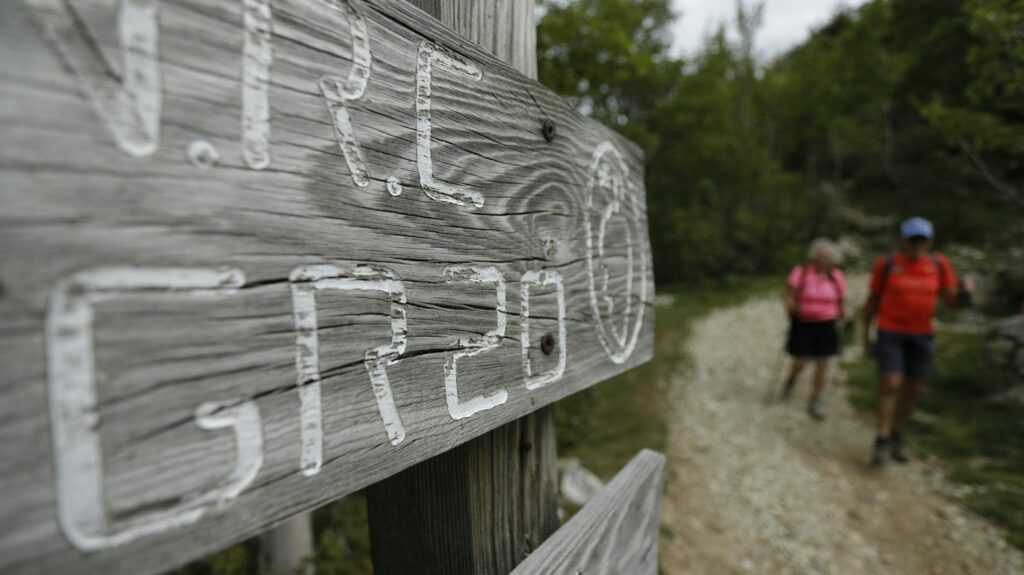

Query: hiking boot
[781,376,797,399]
[808,397,826,420]
[890,432,910,464]
[871,437,888,467]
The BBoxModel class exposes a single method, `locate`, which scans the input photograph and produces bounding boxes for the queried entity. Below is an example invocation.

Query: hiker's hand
[955,275,976,308]
[862,338,874,357]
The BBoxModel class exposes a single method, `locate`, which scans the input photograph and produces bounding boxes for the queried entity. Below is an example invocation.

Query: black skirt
[786,317,839,358]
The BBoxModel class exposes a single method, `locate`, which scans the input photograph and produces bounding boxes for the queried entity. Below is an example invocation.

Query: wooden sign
[510,449,667,575]
[0,0,653,573]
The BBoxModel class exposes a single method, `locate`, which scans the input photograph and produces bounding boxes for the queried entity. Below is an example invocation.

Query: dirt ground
[659,277,1024,574]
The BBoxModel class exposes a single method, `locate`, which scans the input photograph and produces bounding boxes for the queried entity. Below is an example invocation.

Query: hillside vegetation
[539,0,1023,286]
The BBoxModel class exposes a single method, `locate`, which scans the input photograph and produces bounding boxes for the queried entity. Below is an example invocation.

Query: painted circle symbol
[584,142,649,364]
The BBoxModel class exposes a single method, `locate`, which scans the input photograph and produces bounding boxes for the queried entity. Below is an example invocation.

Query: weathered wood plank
[365,3,560,574]
[436,0,537,80]
[509,449,667,575]
[0,0,653,573]
[406,0,535,83]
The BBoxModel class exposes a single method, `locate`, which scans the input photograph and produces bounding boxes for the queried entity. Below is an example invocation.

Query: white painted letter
[25,0,162,157]
[317,0,373,187]
[46,267,261,550]
[520,270,566,390]
[416,42,484,208]
[241,0,273,169]
[28,0,274,167]
[290,264,407,476]
[443,266,508,419]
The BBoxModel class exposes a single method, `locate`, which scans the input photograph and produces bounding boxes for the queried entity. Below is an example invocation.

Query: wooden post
[401,0,536,80]
[260,512,315,575]
[366,2,559,574]
[366,409,559,574]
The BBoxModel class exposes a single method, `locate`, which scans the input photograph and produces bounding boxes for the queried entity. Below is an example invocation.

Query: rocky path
[659,278,1024,574]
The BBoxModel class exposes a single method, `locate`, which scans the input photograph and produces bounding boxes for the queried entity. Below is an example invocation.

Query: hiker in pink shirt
[782,238,848,419]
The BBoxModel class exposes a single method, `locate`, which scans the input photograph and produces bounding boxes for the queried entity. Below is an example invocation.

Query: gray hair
[807,238,841,266]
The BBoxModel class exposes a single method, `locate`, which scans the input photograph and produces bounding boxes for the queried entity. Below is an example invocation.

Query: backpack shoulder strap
[826,269,843,297]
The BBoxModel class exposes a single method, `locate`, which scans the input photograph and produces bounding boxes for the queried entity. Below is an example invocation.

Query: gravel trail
[659,277,1024,574]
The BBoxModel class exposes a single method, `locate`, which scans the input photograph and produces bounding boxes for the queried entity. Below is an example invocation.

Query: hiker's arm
[941,286,960,308]
[784,285,797,316]
[935,256,973,309]
[839,278,849,320]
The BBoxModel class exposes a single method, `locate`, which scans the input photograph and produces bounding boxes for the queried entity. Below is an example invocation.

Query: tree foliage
[770,0,1024,239]
[538,0,1024,285]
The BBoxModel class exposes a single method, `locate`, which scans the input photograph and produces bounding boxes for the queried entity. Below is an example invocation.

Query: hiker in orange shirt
[862,217,974,466]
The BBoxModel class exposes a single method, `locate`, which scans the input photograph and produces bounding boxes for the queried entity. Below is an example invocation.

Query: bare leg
[810,359,828,399]
[787,358,808,381]
[892,379,924,433]
[783,358,808,398]
[805,359,830,419]
[877,372,903,437]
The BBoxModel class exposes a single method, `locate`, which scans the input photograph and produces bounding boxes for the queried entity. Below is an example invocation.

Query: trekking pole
[763,346,787,405]
[825,317,856,399]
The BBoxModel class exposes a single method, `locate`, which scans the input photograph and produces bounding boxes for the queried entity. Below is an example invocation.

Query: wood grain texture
[0,0,653,573]
[509,449,667,575]
[405,0,535,80]
[366,407,559,575]
[365,4,558,575]
[437,0,537,81]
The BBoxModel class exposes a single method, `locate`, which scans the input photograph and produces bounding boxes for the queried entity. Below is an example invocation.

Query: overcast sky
[670,0,870,61]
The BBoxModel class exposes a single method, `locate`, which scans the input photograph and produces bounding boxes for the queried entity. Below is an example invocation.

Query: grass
[555,276,781,480]
[843,328,1024,550]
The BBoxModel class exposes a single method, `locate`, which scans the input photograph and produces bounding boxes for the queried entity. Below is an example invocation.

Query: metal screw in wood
[542,119,556,142]
[541,333,556,355]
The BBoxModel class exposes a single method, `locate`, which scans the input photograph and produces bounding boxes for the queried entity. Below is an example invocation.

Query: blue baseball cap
[900,217,934,239]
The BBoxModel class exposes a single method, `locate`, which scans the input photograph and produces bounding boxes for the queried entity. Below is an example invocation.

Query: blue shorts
[875,330,935,380]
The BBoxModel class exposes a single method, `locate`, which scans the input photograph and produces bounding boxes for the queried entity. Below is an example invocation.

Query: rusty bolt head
[541,333,556,355]
[542,119,556,142]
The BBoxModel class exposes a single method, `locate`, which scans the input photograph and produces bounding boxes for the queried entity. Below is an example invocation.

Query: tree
[537,0,682,152]
[539,0,832,284]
